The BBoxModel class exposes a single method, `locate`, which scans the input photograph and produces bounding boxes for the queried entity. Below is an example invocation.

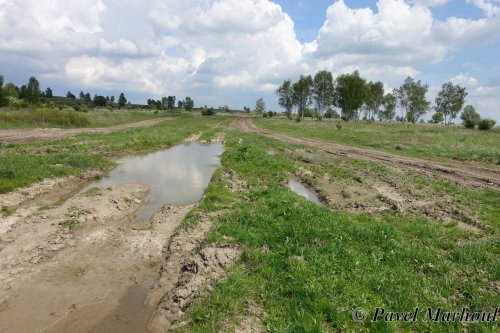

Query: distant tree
[312,70,335,120]
[380,93,396,122]
[79,91,85,99]
[4,83,18,98]
[334,70,366,121]
[243,106,251,113]
[177,100,184,109]
[324,107,340,119]
[435,82,467,125]
[93,95,107,106]
[118,93,127,108]
[365,81,384,122]
[276,80,294,119]
[84,92,92,103]
[394,77,430,124]
[461,105,480,129]
[161,97,168,109]
[19,85,28,99]
[45,87,53,98]
[0,75,7,106]
[110,96,115,104]
[167,96,176,109]
[184,97,194,111]
[293,75,313,120]
[255,98,266,114]
[66,91,76,99]
[431,112,444,124]
[24,76,42,103]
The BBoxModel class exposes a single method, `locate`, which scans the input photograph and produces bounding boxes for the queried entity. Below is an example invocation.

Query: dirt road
[232,118,500,189]
[0,119,167,143]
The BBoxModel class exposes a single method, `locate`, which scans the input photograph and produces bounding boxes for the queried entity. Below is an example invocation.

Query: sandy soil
[0,178,195,333]
[0,119,167,143]
[231,118,500,190]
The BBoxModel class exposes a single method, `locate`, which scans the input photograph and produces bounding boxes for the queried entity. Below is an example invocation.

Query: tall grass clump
[0,108,90,127]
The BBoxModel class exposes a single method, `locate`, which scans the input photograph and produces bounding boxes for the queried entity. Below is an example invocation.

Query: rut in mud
[0,119,168,143]
[231,118,500,190]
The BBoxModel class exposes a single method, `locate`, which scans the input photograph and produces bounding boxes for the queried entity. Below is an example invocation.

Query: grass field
[173,130,499,332]
[255,117,500,166]
[1,113,498,332]
[0,107,180,129]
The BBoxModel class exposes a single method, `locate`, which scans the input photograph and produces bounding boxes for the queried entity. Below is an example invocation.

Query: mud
[147,212,241,333]
[0,119,167,143]
[232,118,500,189]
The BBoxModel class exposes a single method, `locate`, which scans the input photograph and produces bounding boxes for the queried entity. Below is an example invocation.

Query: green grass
[0,107,183,129]
[255,117,500,166]
[174,131,499,333]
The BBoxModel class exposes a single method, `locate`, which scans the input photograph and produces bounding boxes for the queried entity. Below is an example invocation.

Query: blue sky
[0,0,499,121]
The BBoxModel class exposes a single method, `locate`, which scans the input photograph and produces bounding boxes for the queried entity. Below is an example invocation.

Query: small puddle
[83,142,224,221]
[288,180,321,205]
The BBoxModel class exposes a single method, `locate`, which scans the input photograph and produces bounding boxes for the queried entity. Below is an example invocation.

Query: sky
[0,0,499,121]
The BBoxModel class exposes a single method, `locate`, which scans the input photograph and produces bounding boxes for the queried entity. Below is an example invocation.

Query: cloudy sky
[1,0,499,120]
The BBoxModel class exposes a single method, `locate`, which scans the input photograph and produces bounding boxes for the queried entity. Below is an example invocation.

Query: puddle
[83,142,224,221]
[89,278,156,333]
[288,180,321,205]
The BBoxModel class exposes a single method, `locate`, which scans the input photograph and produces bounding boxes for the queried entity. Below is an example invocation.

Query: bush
[478,119,496,130]
[201,108,216,116]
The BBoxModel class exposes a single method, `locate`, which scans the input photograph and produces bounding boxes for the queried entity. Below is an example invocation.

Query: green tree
[255,98,265,114]
[167,96,176,109]
[4,83,18,98]
[312,70,334,120]
[66,91,76,99]
[435,82,467,125]
[45,87,53,98]
[365,81,384,122]
[79,91,85,99]
[394,77,430,124]
[325,107,340,119]
[24,76,42,103]
[184,97,194,111]
[334,70,366,121]
[84,92,92,103]
[110,96,115,105]
[177,100,184,109]
[161,97,168,109]
[431,112,444,124]
[118,93,127,108]
[0,75,7,106]
[93,95,107,106]
[379,93,396,122]
[460,105,480,129]
[293,74,313,120]
[276,80,294,119]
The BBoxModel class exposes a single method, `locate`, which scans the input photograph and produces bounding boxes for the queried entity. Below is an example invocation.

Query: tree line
[275,70,495,129]
[146,96,194,111]
[0,75,130,108]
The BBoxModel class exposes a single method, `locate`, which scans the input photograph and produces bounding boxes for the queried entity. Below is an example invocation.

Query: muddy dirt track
[231,118,500,190]
[0,119,167,143]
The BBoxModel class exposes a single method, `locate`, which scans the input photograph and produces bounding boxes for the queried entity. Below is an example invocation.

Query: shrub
[201,108,216,116]
[478,119,496,130]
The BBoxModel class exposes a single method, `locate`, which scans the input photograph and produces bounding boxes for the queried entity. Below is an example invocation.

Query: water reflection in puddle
[84,142,224,220]
[288,180,321,205]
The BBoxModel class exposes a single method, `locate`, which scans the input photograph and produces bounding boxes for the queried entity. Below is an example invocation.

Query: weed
[82,187,102,197]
